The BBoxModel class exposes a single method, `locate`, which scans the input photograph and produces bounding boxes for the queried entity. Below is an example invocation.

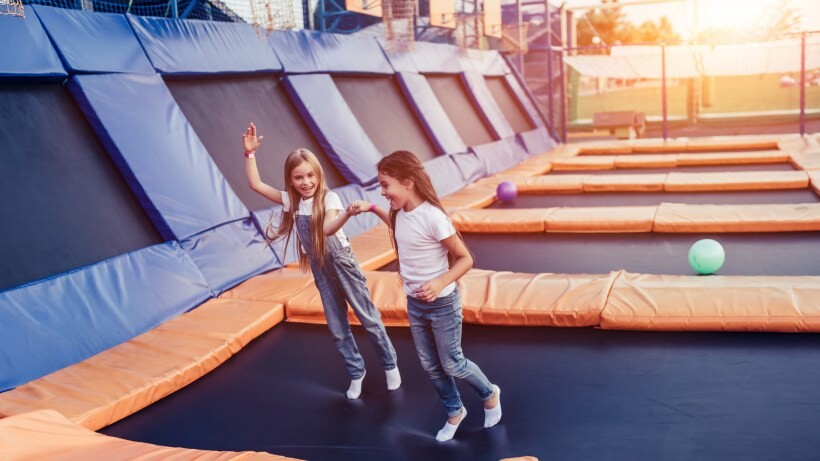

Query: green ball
[688,239,725,275]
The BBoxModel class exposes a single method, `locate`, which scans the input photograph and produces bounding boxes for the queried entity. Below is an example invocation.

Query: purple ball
[496,180,518,202]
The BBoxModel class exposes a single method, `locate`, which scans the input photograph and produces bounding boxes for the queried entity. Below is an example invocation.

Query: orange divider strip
[546,206,657,233]
[614,154,677,168]
[0,299,285,431]
[790,151,820,171]
[514,175,588,193]
[283,269,619,328]
[348,223,397,270]
[285,271,409,326]
[0,410,298,461]
[685,137,779,152]
[441,183,498,212]
[600,272,820,332]
[220,267,314,302]
[551,156,616,170]
[810,172,820,196]
[664,171,808,192]
[653,202,820,232]
[676,150,789,165]
[578,143,635,155]
[451,208,553,233]
[458,269,621,326]
[629,140,688,154]
[583,174,667,192]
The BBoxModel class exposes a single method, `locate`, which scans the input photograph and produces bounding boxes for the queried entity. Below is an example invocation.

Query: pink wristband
[369,203,377,213]
[244,151,255,159]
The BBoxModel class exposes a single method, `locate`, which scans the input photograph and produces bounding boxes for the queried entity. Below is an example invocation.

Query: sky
[563,0,820,39]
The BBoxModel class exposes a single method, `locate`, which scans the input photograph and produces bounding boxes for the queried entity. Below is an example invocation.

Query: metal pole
[546,0,554,133]
[172,0,178,18]
[560,4,568,143]
[518,0,525,72]
[800,31,806,136]
[661,42,668,140]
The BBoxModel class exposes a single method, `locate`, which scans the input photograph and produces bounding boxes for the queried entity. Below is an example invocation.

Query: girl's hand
[243,122,264,154]
[415,278,445,302]
[347,200,371,215]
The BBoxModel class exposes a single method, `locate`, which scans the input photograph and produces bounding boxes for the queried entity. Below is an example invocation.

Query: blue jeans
[407,288,494,417]
[297,215,397,379]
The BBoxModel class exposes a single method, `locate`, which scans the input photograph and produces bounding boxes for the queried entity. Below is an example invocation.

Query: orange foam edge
[600,272,820,332]
[0,298,285,431]
[0,409,299,461]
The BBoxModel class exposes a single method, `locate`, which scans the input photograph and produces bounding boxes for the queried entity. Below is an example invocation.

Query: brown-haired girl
[349,150,501,442]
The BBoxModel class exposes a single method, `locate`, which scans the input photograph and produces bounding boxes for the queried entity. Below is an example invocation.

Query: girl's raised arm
[244,122,284,204]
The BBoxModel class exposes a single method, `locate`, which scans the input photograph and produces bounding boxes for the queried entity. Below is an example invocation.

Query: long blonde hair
[377,150,470,276]
[266,149,330,271]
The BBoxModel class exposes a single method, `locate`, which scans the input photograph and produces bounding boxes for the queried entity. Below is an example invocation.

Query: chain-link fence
[560,33,820,141]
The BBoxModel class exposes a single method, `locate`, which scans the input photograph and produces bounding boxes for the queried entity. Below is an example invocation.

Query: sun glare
[696,0,777,35]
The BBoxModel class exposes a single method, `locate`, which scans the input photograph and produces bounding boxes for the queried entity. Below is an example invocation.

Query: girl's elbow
[463,254,474,270]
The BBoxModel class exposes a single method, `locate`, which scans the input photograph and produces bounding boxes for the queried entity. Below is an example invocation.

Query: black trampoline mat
[426,74,496,147]
[333,75,439,162]
[101,322,820,461]
[484,76,535,133]
[0,83,162,292]
[462,232,820,276]
[548,162,797,174]
[488,189,820,209]
[165,75,346,212]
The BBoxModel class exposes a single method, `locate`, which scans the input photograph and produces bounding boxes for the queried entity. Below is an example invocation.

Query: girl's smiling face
[290,161,318,199]
[378,171,413,211]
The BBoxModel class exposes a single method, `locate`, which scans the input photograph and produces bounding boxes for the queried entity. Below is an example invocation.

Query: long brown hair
[377,150,470,276]
[266,148,329,271]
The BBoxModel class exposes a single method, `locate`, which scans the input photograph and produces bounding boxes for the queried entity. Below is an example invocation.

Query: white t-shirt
[282,190,349,247]
[395,201,457,298]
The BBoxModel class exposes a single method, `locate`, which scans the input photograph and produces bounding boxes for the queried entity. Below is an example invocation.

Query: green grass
[572,74,820,121]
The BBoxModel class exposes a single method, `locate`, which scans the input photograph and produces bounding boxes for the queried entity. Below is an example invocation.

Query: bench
[593,111,646,139]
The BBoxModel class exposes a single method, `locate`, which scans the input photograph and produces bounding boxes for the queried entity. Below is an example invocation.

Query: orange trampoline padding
[283,269,617,328]
[664,171,808,191]
[546,206,657,233]
[442,183,497,211]
[790,151,820,171]
[653,203,820,232]
[0,410,297,461]
[284,270,409,327]
[583,173,667,192]
[0,299,284,431]
[614,154,677,168]
[458,269,620,326]
[676,150,789,165]
[810,171,820,195]
[685,137,779,152]
[515,175,588,193]
[550,155,616,170]
[347,223,397,270]
[220,268,313,302]
[600,272,820,332]
[630,139,688,154]
[451,208,553,233]
[578,143,636,155]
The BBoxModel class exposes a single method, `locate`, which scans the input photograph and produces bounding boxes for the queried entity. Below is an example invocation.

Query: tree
[575,0,680,49]
[767,0,800,37]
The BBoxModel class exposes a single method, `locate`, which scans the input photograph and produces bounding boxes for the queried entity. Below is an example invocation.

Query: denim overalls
[295,213,397,379]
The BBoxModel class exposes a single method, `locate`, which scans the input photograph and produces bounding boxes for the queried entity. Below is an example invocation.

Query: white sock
[346,371,365,400]
[436,407,467,442]
[484,384,502,428]
[385,367,401,391]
